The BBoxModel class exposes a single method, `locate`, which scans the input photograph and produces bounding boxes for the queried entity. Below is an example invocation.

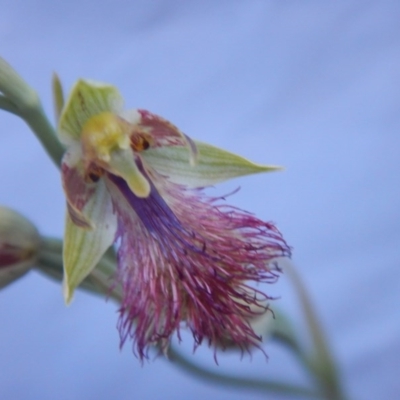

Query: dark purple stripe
[108,173,182,233]
[107,169,210,259]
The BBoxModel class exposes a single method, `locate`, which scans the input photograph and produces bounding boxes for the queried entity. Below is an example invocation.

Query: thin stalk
[38,237,121,299]
[22,105,64,166]
[270,311,316,374]
[0,57,64,167]
[0,95,19,114]
[283,260,346,400]
[167,346,320,398]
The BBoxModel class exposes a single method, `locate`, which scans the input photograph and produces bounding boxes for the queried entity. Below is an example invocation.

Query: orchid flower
[59,80,291,359]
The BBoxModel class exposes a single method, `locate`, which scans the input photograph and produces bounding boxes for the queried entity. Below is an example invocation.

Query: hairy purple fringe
[107,171,291,360]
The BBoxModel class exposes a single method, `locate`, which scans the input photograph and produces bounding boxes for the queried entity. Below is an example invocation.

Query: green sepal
[58,79,123,145]
[142,141,282,188]
[62,181,117,303]
[52,73,64,123]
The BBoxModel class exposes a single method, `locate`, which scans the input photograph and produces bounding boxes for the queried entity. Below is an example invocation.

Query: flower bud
[0,206,41,289]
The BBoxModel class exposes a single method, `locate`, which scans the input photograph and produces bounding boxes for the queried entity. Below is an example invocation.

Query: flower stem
[0,57,64,167]
[167,345,320,398]
[23,104,64,166]
[0,95,19,114]
[37,237,121,300]
[282,260,347,400]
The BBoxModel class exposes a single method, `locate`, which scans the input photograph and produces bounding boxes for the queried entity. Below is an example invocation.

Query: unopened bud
[0,206,41,289]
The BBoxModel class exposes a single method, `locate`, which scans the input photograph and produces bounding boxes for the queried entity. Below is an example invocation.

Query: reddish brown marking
[130,133,152,152]
[84,164,104,183]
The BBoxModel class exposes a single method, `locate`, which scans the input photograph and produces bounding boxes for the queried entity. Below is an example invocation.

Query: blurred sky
[0,1,399,399]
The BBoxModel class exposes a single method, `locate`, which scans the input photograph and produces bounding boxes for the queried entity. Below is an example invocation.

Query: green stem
[38,237,121,300]
[0,58,38,107]
[0,95,19,114]
[167,346,320,398]
[270,310,314,370]
[22,105,64,166]
[0,57,64,167]
[283,261,346,400]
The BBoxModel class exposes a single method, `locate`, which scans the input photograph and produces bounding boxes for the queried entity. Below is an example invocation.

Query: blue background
[1,1,399,399]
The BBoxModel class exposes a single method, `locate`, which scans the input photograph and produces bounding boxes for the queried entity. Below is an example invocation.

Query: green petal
[52,73,64,123]
[58,80,123,145]
[141,141,283,188]
[63,181,117,304]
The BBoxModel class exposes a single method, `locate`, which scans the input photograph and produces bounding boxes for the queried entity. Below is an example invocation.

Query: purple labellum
[106,166,290,359]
